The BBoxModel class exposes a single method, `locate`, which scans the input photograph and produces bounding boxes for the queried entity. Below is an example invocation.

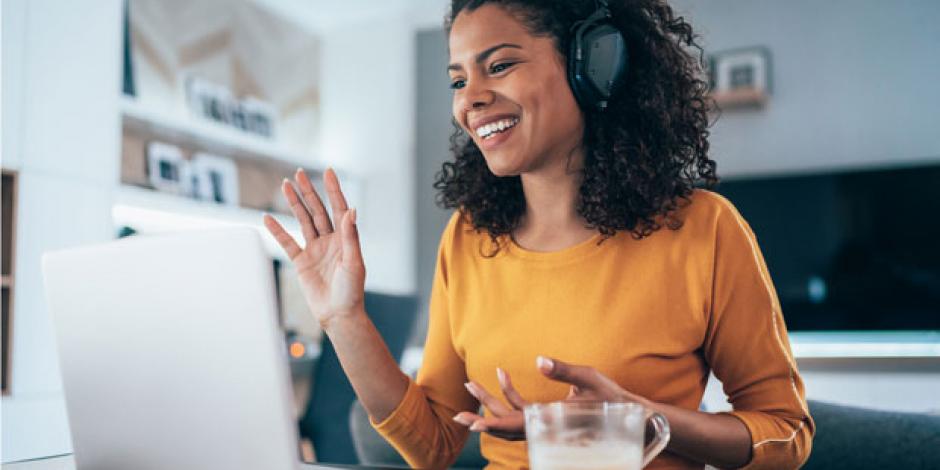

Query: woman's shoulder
[438,210,486,253]
[674,189,748,237]
[679,189,761,250]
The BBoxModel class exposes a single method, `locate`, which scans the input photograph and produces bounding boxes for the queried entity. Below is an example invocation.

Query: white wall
[672,0,940,178]
[319,15,419,295]
[1,0,26,171]
[1,0,122,463]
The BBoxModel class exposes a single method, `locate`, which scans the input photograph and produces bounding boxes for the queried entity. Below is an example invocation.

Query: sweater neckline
[504,230,607,262]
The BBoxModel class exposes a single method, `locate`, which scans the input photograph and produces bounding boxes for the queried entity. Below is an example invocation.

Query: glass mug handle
[642,410,671,467]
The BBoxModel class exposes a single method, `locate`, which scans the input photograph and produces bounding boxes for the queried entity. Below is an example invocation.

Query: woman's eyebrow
[447,43,523,71]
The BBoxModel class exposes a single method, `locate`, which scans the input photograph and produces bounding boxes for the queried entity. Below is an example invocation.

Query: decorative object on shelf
[240,96,276,138]
[146,141,191,196]
[190,152,240,206]
[707,46,772,109]
[185,76,277,139]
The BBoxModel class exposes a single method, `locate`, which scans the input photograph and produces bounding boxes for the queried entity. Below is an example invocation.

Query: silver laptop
[42,228,339,470]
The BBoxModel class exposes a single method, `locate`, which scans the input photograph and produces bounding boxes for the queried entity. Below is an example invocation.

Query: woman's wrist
[620,390,655,409]
[320,303,367,333]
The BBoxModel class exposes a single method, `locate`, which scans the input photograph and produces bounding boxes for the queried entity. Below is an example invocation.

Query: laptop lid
[42,228,302,470]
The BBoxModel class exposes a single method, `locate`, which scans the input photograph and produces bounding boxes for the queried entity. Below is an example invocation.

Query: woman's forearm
[321,306,411,422]
[640,398,752,469]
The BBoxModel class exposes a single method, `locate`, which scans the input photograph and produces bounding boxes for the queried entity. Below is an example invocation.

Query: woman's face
[448,4,585,177]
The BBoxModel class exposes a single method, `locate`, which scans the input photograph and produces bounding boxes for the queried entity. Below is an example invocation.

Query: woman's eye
[490,62,514,74]
[450,79,466,90]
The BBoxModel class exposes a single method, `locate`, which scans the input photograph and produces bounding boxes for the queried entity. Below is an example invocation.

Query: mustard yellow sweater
[373,190,814,469]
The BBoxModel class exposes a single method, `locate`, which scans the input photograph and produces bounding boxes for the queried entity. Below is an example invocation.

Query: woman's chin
[482,155,521,177]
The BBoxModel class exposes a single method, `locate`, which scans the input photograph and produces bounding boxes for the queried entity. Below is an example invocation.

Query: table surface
[1,455,406,470]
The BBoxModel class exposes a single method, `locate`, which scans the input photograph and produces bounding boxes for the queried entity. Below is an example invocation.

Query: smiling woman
[264,1,814,469]
[436,0,718,255]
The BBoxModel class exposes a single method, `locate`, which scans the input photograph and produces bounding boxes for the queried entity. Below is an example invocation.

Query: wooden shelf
[120,96,321,170]
[711,88,768,109]
[113,184,303,261]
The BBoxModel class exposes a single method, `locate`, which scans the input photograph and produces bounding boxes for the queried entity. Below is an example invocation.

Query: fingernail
[536,356,554,373]
[350,207,357,224]
[296,167,303,174]
[496,368,507,387]
[452,415,470,425]
[464,382,478,398]
[469,421,486,432]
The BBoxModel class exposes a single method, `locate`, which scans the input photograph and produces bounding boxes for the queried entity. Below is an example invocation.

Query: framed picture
[185,75,277,139]
[708,47,772,109]
[241,97,276,138]
[146,141,191,195]
[190,153,240,206]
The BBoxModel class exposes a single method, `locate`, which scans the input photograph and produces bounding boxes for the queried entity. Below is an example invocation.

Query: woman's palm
[263,168,365,327]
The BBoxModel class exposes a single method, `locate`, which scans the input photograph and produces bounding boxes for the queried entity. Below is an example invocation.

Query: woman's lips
[479,124,516,151]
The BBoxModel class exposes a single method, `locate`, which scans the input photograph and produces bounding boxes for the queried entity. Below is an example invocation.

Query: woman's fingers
[262,214,302,260]
[477,413,525,435]
[323,168,350,220]
[341,208,364,270]
[536,356,602,391]
[452,411,526,440]
[295,168,334,235]
[454,413,525,440]
[452,411,480,426]
[537,356,631,402]
[465,381,512,416]
[281,179,318,243]
[496,368,528,410]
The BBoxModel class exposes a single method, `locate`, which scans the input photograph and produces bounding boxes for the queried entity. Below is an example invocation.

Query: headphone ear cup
[568,20,629,111]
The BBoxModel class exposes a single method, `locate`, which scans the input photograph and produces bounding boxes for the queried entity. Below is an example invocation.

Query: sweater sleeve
[370,213,479,469]
[702,195,815,469]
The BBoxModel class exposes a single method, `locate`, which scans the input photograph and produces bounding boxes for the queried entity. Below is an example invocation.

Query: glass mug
[524,401,670,470]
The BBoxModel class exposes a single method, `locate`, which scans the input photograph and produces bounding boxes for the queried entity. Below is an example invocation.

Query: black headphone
[567,0,630,111]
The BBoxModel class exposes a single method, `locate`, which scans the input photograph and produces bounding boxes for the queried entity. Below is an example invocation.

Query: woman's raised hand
[262,168,365,328]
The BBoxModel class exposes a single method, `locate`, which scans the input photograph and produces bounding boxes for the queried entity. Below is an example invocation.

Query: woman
[263,0,814,468]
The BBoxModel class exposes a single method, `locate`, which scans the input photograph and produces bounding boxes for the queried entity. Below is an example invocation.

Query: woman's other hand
[453,357,649,441]
[453,368,529,440]
[262,168,365,329]
[535,356,648,405]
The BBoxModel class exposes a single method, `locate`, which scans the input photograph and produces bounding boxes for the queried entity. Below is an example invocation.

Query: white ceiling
[251,0,450,34]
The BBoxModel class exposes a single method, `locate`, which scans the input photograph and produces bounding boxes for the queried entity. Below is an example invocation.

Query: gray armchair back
[803,399,940,469]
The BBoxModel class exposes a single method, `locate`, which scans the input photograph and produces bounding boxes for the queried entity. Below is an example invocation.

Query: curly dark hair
[435,0,719,255]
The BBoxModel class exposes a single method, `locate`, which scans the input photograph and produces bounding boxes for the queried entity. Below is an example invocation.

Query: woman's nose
[462,80,495,111]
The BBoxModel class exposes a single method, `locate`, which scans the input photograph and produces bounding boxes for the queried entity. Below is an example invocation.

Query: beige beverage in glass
[524,401,669,470]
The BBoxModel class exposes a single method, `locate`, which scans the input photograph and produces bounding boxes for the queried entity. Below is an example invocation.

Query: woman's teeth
[475,117,520,140]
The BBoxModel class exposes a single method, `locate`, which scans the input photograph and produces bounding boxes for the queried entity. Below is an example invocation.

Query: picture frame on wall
[708,46,772,109]
[184,75,278,139]
[190,153,240,206]
[146,141,191,195]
